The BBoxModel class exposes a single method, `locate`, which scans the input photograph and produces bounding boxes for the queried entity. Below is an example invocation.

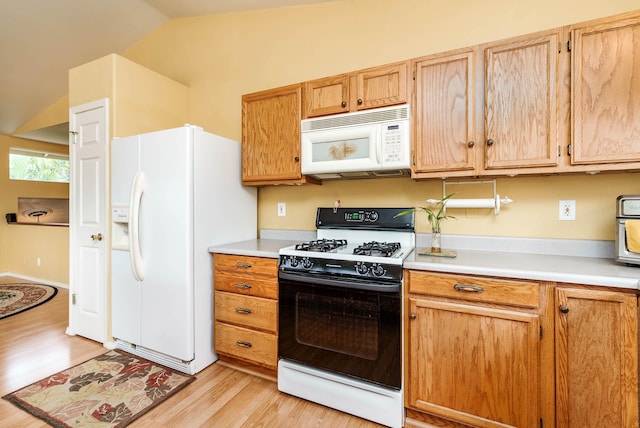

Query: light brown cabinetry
[303,61,409,118]
[412,49,478,176]
[241,84,319,186]
[570,13,640,169]
[405,270,542,427]
[213,254,278,371]
[412,30,561,178]
[555,286,639,427]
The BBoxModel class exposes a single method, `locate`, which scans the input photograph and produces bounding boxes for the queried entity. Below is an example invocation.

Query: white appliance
[301,104,411,180]
[110,125,256,374]
[278,208,415,428]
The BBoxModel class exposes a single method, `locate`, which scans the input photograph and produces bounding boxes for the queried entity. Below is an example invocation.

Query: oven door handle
[278,271,400,293]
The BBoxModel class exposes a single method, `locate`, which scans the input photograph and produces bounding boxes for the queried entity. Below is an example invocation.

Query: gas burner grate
[295,239,348,252]
[353,241,401,257]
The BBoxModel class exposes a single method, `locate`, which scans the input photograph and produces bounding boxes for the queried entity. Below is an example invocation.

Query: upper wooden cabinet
[483,32,561,171]
[241,84,319,186]
[570,13,640,168]
[412,30,562,179]
[303,61,410,118]
[412,49,478,176]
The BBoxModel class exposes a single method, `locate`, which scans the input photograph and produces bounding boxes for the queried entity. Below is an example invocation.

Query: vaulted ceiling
[0,0,335,144]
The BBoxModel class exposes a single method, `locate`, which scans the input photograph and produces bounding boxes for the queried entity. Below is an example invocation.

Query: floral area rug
[0,282,57,319]
[3,350,196,427]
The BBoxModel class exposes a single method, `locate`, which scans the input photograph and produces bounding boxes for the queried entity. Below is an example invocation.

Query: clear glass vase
[431,228,442,253]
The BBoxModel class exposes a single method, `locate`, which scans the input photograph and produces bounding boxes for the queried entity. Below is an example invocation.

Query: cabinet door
[484,32,560,170]
[571,16,640,165]
[555,288,639,428]
[242,84,303,183]
[407,298,540,428]
[355,61,409,111]
[303,74,350,118]
[412,50,477,176]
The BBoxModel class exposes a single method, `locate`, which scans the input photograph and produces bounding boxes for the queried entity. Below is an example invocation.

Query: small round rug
[0,283,58,320]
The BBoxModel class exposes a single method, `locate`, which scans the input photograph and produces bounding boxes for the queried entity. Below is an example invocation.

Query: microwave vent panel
[302,105,409,132]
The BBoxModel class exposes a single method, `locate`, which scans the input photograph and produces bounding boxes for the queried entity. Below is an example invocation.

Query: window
[9,148,69,183]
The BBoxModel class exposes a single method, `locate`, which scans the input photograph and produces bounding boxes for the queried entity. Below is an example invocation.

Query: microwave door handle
[373,128,381,164]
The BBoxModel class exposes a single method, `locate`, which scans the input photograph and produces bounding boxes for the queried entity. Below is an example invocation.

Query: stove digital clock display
[345,210,378,222]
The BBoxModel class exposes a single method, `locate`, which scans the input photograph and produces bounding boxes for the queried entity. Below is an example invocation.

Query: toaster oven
[615,194,640,266]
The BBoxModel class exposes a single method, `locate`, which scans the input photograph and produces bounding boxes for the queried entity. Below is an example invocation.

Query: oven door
[278,271,401,389]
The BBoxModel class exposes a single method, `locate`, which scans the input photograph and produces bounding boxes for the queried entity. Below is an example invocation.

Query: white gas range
[277,207,415,428]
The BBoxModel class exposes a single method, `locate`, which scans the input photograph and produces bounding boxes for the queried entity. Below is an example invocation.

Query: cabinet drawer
[215,291,277,332]
[408,270,539,308]
[215,322,277,369]
[214,254,278,280]
[214,273,277,299]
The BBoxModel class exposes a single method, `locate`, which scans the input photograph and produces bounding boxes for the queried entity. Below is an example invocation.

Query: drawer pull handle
[453,283,484,293]
[235,282,252,290]
[235,262,252,269]
[235,307,252,315]
[236,340,252,348]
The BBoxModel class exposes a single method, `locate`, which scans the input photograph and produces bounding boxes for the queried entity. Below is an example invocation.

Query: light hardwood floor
[0,277,384,427]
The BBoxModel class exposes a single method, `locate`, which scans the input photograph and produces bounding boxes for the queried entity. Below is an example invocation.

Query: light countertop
[209,238,640,291]
[405,248,640,290]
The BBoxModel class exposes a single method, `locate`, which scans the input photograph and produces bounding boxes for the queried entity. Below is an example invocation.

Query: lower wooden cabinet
[405,271,542,427]
[555,286,639,428]
[405,270,640,428]
[213,253,278,370]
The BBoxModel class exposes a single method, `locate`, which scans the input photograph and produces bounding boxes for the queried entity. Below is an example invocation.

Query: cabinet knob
[409,313,416,320]
[357,98,363,105]
[294,156,300,162]
[559,305,569,314]
[341,101,347,108]
[468,141,475,148]
[487,139,494,146]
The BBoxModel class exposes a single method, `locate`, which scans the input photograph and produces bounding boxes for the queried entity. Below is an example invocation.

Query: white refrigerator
[110,125,256,374]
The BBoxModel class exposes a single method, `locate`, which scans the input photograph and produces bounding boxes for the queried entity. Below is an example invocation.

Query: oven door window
[279,274,401,389]
[296,292,379,360]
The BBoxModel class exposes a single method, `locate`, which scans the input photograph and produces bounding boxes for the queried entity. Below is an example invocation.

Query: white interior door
[68,98,109,343]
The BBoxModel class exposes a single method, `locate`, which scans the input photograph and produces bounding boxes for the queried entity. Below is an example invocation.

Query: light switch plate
[278,202,286,217]
[559,200,576,221]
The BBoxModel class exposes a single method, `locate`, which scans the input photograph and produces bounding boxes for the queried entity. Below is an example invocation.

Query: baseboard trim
[1,272,68,289]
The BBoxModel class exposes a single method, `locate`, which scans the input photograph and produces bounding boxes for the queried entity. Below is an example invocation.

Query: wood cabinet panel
[214,254,278,282]
[407,297,540,428]
[213,253,279,370]
[484,32,560,170]
[214,291,277,333]
[355,61,409,110]
[303,74,349,117]
[412,49,478,176]
[214,323,277,369]
[571,15,640,165]
[408,270,540,308]
[555,287,639,428]
[303,61,409,118]
[242,84,313,185]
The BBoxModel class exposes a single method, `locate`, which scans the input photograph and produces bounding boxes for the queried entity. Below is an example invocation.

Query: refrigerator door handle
[129,171,145,281]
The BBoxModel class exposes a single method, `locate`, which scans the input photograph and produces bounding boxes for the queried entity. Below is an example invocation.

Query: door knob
[91,233,103,241]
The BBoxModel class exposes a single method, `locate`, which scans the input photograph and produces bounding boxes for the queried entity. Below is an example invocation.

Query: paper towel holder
[433,180,513,215]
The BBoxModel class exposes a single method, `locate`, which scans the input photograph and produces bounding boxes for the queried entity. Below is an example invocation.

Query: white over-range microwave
[301,104,411,180]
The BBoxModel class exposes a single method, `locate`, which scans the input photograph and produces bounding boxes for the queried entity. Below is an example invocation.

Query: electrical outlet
[559,200,576,221]
[278,202,286,217]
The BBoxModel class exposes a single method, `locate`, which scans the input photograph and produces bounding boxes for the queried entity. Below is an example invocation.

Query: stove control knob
[368,211,379,222]
[302,258,313,269]
[289,257,299,268]
[371,264,386,277]
[355,262,369,275]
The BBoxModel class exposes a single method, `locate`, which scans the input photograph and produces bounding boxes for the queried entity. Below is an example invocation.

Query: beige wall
[0,135,69,283]
[118,0,640,241]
